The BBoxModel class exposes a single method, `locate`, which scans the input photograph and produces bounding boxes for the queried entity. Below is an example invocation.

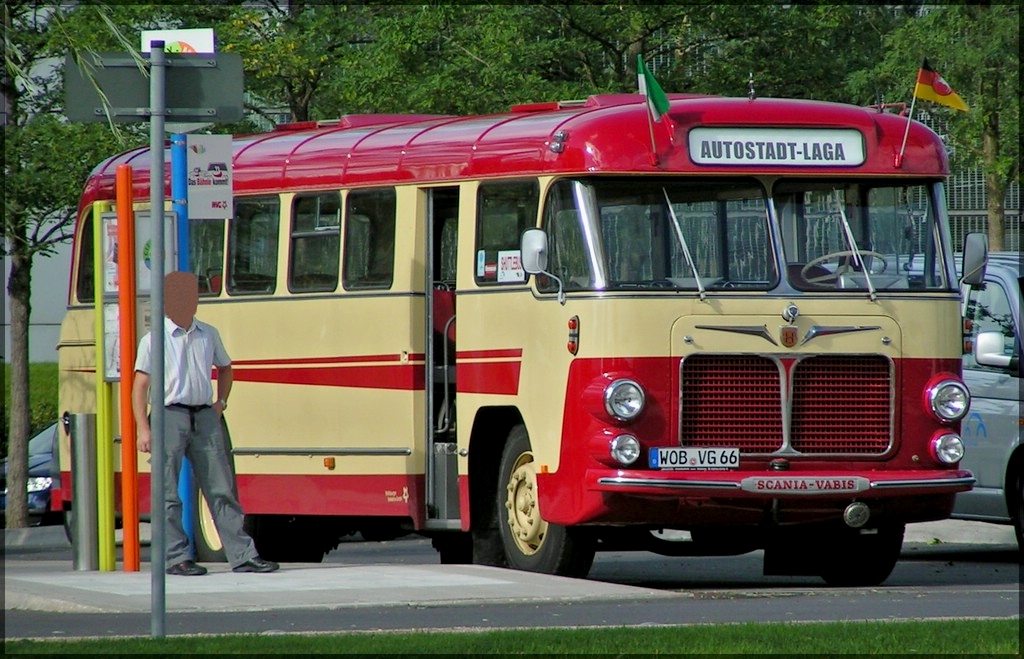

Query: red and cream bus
[56,92,986,586]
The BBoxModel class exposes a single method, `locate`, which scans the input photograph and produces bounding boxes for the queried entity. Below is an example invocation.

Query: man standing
[132,271,278,575]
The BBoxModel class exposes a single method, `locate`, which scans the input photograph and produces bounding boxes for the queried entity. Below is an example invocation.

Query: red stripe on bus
[456,360,521,395]
[456,348,523,360]
[234,364,424,390]
[233,353,422,367]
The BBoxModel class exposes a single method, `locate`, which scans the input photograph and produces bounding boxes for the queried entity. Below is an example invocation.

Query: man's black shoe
[166,560,208,576]
[232,556,279,573]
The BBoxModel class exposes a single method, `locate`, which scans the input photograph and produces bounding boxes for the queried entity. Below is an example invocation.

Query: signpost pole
[148,40,167,640]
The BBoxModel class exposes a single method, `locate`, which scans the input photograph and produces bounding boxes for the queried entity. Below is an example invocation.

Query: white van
[954,251,1022,549]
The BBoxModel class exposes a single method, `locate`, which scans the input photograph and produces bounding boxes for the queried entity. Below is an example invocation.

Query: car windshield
[27,424,56,455]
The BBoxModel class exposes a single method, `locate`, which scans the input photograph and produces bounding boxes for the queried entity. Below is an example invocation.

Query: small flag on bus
[913,59,968,112]
[637,55,671,122]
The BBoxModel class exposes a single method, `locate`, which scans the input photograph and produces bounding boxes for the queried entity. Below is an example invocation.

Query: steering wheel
[801,250,888,284]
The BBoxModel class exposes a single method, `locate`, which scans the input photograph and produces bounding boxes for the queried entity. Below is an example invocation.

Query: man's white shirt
[134,317,231,407]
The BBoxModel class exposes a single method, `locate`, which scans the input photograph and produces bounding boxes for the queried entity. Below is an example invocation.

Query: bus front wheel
[496,425,595,578]
[819,524,905,587]
[193,490,226,563]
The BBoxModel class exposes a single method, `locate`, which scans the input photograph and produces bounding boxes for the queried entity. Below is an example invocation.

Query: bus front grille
[679,354,892,455]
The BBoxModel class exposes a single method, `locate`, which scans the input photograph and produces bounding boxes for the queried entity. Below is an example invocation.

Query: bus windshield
[774,180,953,292]
[539,177,953,293]
[541,177,775,292]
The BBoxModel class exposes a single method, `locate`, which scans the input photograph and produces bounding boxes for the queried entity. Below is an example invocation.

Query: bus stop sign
[64,52,244,123]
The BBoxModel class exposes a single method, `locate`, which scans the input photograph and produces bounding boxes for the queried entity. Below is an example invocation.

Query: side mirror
[961,232,988,286]
[520,228,548,274]
[974,331,1014,369]
[520,228,565,305]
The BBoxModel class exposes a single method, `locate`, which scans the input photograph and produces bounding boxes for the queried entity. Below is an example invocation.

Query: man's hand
[137,426,152,453]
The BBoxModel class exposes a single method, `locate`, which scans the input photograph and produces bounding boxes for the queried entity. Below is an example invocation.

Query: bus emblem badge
[780,326,799,348]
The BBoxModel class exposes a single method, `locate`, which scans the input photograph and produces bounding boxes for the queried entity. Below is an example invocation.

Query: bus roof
[79,93,949,207]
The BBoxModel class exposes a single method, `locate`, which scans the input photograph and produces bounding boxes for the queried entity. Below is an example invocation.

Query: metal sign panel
[186,134,233,219]
[64,52,244,123]
[141,28,216,54]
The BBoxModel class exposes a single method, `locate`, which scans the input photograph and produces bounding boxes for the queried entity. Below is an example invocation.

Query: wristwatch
[218,399,228,410]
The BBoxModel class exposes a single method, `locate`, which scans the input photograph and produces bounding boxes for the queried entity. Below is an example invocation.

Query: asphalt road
[3,520,1020,640]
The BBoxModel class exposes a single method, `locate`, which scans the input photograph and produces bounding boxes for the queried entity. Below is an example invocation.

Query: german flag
[913,59,968,112]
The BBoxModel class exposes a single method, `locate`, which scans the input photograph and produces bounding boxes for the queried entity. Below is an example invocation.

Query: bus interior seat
[433,284,456,342]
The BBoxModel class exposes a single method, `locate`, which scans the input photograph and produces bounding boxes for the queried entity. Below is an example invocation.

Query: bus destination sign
[688,127,865,167]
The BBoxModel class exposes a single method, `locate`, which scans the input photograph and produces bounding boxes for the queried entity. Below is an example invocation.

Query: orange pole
[116,165,140,571]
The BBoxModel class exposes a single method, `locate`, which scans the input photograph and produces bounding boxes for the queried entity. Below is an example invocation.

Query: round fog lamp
[931,433,965,464]
[604,379,645,421]
[610,435,640,466]
[928,380,970,422]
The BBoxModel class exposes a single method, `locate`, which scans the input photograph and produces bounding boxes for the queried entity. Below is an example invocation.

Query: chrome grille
[790,355,891,453]
[680,355,783,453]
[679,354,892,455]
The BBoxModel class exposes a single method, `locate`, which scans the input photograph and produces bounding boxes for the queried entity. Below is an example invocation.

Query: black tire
[62,507,73,544]
[819,524,905,587]
[1011,466,1023,556]
[432,532,473,564]
[243,514,327,563]
[496,425,595,578]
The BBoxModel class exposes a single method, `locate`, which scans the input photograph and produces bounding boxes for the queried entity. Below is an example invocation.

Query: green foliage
[1,363,58,459]
[851,4,1019,176]
[2,619,1019,655]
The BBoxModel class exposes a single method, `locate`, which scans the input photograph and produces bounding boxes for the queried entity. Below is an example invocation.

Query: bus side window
[227,196,280,295]
[343,188,396,290]
[191,218,226,296]
[475,180,539,284]
[289,192,340,293]
[75,214,95,303]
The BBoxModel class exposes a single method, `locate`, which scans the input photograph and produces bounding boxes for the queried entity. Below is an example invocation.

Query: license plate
[649,447,740,470]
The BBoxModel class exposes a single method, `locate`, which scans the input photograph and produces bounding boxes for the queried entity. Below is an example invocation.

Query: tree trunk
[982,94,1005,252]
[5,251,32,528]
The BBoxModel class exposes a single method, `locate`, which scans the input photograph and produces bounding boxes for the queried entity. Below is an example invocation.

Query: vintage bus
[56,92,986,586]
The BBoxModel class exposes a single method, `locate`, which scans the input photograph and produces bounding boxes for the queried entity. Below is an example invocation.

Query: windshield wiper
[832,189,877,301]
[662,188,706,301]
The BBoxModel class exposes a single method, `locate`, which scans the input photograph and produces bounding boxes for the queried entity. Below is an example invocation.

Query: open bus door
[424,187,461,528]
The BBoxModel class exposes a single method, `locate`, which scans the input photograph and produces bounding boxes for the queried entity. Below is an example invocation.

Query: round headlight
[610,435,640,466]
[928,380,970,422]
[604,379,645,421]
[931,433,965,464]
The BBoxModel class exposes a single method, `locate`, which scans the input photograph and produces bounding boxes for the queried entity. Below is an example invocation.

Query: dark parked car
[954,251,1022,549]
[1,421,62,527]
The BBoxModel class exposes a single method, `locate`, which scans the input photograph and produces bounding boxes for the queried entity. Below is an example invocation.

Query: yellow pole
[93,203,117,571]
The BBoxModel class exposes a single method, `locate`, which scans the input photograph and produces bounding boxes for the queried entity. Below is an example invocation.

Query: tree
[852,4,1019,251]
[3,2,138,527]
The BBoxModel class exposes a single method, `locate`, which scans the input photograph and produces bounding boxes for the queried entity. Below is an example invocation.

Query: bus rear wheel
[496,425,594,578]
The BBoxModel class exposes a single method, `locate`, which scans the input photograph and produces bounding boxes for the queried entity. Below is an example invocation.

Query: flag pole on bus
[896,59,968,168]
[637,55,671,165]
